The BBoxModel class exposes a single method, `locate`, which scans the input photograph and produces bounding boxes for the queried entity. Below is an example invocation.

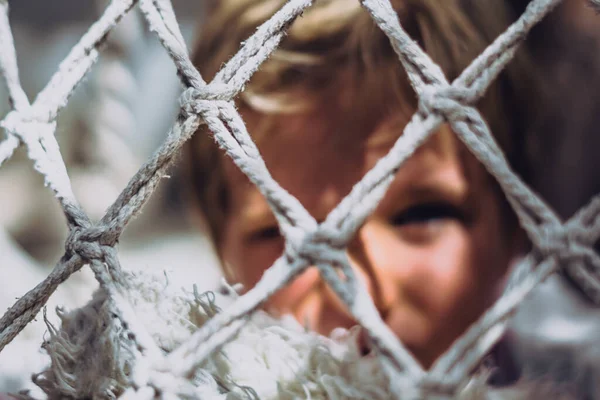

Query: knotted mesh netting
[1,0,599,398]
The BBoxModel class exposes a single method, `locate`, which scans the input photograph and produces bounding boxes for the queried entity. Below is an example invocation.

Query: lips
[357,324,423,365]
[358,327,374,356]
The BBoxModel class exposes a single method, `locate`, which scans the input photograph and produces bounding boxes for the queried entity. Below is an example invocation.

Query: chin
[374,315,451,368]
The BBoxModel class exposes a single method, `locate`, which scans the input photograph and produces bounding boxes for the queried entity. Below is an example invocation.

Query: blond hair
[186,0,538,246]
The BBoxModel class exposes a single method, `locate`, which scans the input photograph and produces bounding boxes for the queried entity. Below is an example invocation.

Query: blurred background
[0,0,224,393]
[1,0,600,395]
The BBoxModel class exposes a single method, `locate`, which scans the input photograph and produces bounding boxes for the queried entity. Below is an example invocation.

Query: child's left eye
[390,202,465,226]
[247,225,281,243]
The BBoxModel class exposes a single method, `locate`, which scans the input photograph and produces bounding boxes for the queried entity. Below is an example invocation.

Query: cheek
[422,229,508,336]
[221,226,284,289]
[409,222,511,325]
[266,267,321,316]
[405,226,478,315]
[222,232,322,317]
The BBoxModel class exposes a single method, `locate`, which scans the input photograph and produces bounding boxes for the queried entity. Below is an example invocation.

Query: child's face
[219,108,517,367]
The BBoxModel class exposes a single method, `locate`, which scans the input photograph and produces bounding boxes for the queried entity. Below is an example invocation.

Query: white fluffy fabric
[19,271,575,400]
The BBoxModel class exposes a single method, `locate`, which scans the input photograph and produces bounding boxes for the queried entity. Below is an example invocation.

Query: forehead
[222,105,461,218]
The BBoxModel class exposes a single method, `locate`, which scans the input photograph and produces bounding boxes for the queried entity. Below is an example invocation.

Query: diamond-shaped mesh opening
[1,0,600,398]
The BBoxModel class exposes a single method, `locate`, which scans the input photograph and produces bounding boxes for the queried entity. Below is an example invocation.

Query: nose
[315,218,407,338]
[346,218,403,322]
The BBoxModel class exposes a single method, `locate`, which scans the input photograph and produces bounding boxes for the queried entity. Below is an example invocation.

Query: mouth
[357,326,422,363]
[358,327,375,357]
[360,345,372,357]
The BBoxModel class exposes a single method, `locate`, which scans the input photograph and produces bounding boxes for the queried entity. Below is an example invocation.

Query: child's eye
[390,202,466,227]
[247,225,281,243]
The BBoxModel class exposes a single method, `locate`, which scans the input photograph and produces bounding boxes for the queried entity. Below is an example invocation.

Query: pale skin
[219,106,521,368]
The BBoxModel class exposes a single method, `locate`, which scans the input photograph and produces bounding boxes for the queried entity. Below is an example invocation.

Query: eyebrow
[379,145,469,206]
[403,181,467,204]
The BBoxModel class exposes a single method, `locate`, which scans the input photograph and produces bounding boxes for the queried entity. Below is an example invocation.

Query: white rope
[0,0,599,397]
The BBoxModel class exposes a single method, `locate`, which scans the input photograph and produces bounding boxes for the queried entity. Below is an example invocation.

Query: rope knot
[285,225,347,266]
[65,226,105,261]
[536,223,581,262]
[1,107,56,139]
[536,223,600,304]
[418,85,476,122]
[418,375,460,399]
[179,85,236,119]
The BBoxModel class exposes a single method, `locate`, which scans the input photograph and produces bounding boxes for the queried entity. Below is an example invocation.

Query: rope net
[0,0,599,397]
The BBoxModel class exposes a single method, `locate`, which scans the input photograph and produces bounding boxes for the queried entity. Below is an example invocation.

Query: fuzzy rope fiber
[16,271,575,400]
